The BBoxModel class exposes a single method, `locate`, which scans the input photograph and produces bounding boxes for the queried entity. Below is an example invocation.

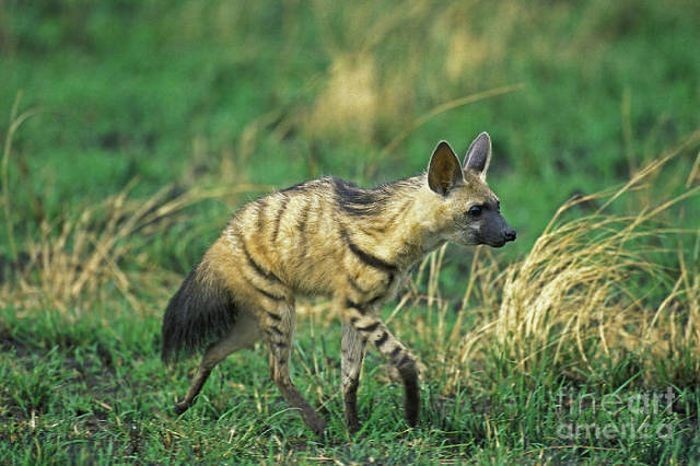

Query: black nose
[504,229,517,242]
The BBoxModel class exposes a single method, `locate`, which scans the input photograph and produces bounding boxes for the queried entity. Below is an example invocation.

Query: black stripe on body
[249,280,285,301]
[240,239,282,284]
[340,228,397,273]
[267,311,283,322]
[359,202,411,236]
[347,275,368,294]
[377,201,410,232]
[296,202,310,259]
[390,346,402,359]
[256,199,268,232]
[297,204,310,233]
[272,196,290,243]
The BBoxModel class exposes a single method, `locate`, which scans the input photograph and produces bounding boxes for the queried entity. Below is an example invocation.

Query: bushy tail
[161,264,238,364]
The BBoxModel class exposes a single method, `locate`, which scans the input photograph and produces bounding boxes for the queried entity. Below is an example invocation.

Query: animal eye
[467,205,482,217]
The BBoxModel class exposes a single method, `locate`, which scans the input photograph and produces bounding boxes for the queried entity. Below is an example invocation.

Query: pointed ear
[464,131,492,180]
[428,140,463,195]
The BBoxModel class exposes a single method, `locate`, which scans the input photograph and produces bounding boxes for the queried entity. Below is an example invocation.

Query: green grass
[2,1,699,259]
[1,307,698,465]
[2,1,699,464]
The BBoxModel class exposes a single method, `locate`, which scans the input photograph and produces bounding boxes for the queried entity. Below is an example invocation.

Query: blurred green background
[2,2,700,463]
[3,0,698,272]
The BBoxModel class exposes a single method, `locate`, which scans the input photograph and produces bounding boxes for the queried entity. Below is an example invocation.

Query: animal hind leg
[341,323,366,433]
[263,301,326,436]
[174,310,260,414]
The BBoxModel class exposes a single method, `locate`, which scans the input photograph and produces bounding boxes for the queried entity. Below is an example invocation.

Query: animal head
[425,132,516,248]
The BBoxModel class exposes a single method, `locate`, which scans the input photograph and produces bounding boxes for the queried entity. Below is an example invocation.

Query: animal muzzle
[488,222,516,248]
[476,212,517,248]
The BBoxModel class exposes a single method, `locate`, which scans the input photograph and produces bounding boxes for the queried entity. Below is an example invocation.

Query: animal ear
[428,140,463,195]
[464,131,492,180]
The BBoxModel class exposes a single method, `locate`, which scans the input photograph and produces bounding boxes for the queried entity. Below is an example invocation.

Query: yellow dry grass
[0,183,268,317]
[394,131,700,391]
[308,53,379,144]
[2,185,193,314]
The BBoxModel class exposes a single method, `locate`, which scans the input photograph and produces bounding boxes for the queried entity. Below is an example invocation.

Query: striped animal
[162,132,516,434]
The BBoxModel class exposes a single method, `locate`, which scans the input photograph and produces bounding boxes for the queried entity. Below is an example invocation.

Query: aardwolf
[162,132,516,434]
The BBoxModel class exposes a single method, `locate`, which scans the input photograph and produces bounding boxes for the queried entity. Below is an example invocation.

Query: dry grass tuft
[394,132,700,391]
[0,183,264,317]
[2,184,197,314]
[1,95,271,316]
[490,134,699,382]
[308,53,379,144]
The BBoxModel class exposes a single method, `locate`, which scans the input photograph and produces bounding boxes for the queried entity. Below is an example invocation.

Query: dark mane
[330,176,421,217]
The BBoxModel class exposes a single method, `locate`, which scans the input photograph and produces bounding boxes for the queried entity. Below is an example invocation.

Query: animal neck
[354,176,446,270]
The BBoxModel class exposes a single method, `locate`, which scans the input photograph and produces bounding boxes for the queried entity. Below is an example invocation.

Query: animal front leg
[341,323,366,433]
[342,299,420,427]
[263,303,327,436]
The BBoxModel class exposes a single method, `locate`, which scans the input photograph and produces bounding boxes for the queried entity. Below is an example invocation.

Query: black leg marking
[400,364,420,427]
[342,299,420,430]
[273,342,288,350]
[268,326,284,337]
[397,353,412,369]
[266,320,326,435]
[345,299,368,315]
[341,323,366,434]
[357,321,380,333]
[374,331,389,349]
